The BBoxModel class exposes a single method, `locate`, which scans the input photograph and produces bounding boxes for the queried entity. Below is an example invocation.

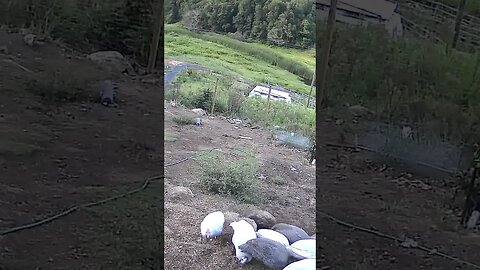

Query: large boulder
[87,51,135,75]
[165,186,194,202]
[248,210,277,229]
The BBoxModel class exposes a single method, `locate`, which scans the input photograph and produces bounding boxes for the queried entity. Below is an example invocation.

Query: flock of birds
[200,211,316,270]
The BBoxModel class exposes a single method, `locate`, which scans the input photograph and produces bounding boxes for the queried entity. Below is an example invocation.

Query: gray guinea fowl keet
[238,237,303,270]
[271,223,310,244]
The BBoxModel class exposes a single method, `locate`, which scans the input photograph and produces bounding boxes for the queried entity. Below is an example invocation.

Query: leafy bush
[195,149,262,204]
[319,23,480,143]
[172,113,195,125]
[25,72,92,103]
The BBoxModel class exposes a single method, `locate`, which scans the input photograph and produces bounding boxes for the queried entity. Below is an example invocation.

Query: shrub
[195,149,262,204]
[25,72,92,103]
[172,113,195,125]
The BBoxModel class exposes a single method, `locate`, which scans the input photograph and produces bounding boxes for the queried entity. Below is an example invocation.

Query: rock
[167,186,193,201]
[87,51,135,75]
[248,210,276,229]
[223,212,258,237]
[164,226,173,235]
[0,45,8,55]
[223,211,241,236]
[242,218,257,231]
[348,105,374,117]
[23,34,37,47]
[191,108,207,116]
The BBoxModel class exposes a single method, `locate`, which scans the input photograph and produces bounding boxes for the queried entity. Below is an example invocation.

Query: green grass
[169,70,315,137]
[164,24,314,95]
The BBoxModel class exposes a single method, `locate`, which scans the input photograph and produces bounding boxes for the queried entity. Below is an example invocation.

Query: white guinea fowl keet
[200,211,225,240]
[256,229,290,247]
[230,220,257,264]
[289,239,316,259]
[282,258,316,270]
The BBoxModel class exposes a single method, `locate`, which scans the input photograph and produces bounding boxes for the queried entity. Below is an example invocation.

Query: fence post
[306,69,316,108]
[317,0,337,108]
[210,77,219,115]
[451,0,467,49]
[265,83,273,124]
[147,0,163,73]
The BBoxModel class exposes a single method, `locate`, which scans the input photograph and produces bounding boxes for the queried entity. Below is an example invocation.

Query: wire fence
[0,0,162,67]
[398,0,480,53]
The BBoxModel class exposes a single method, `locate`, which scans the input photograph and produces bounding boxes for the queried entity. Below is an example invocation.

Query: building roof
[251,86,291,99]
[316,0,397,20]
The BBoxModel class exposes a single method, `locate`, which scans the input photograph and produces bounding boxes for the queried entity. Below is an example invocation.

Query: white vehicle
[248,85,292,104]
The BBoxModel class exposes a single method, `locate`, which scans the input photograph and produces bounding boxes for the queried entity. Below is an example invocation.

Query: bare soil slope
[316,113,480,269]
[163,105,316,269]
[0,31,163,269]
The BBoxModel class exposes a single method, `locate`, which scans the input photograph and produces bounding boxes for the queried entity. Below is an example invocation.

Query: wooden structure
[316,0,404,37]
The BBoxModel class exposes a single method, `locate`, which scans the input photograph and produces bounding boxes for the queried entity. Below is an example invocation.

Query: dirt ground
[0,31,163,269]
[316,112,480,269]
[163,105,316,269]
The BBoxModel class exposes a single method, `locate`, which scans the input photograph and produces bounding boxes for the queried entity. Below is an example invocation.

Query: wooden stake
[210,77,219,115]
[306,69,316,108]
[147,0,164,73]
[265,84,273,124]
[317,0,337,108]
[451,0,467,49]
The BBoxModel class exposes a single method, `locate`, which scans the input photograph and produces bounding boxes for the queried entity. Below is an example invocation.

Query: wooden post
[306,69,316,108]
[210,77,219,115]
[147,0,164,73]
[451,0,467,49]
[265,84,273,124]
[317,0,337,108]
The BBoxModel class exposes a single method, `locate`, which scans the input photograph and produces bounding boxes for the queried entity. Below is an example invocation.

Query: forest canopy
[164,0,315,48]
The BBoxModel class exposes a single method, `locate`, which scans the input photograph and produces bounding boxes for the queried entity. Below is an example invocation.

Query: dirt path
[0,31,163,269]
[163,105,315,269]
[316,113,480,269]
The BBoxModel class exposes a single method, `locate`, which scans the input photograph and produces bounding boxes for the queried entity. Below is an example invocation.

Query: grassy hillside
[164,24,315,96]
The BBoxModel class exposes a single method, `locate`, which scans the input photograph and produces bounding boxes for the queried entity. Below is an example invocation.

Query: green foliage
[1,0,155,63]
[165,0,314,47]
[172,113,195,125]
[165,25,313,94]
[25,72,92,103]
[322,23,480,143]
[241,97,315,137]
[171,70,315,138]
[166,24,313,83]
[195,149,262,204]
